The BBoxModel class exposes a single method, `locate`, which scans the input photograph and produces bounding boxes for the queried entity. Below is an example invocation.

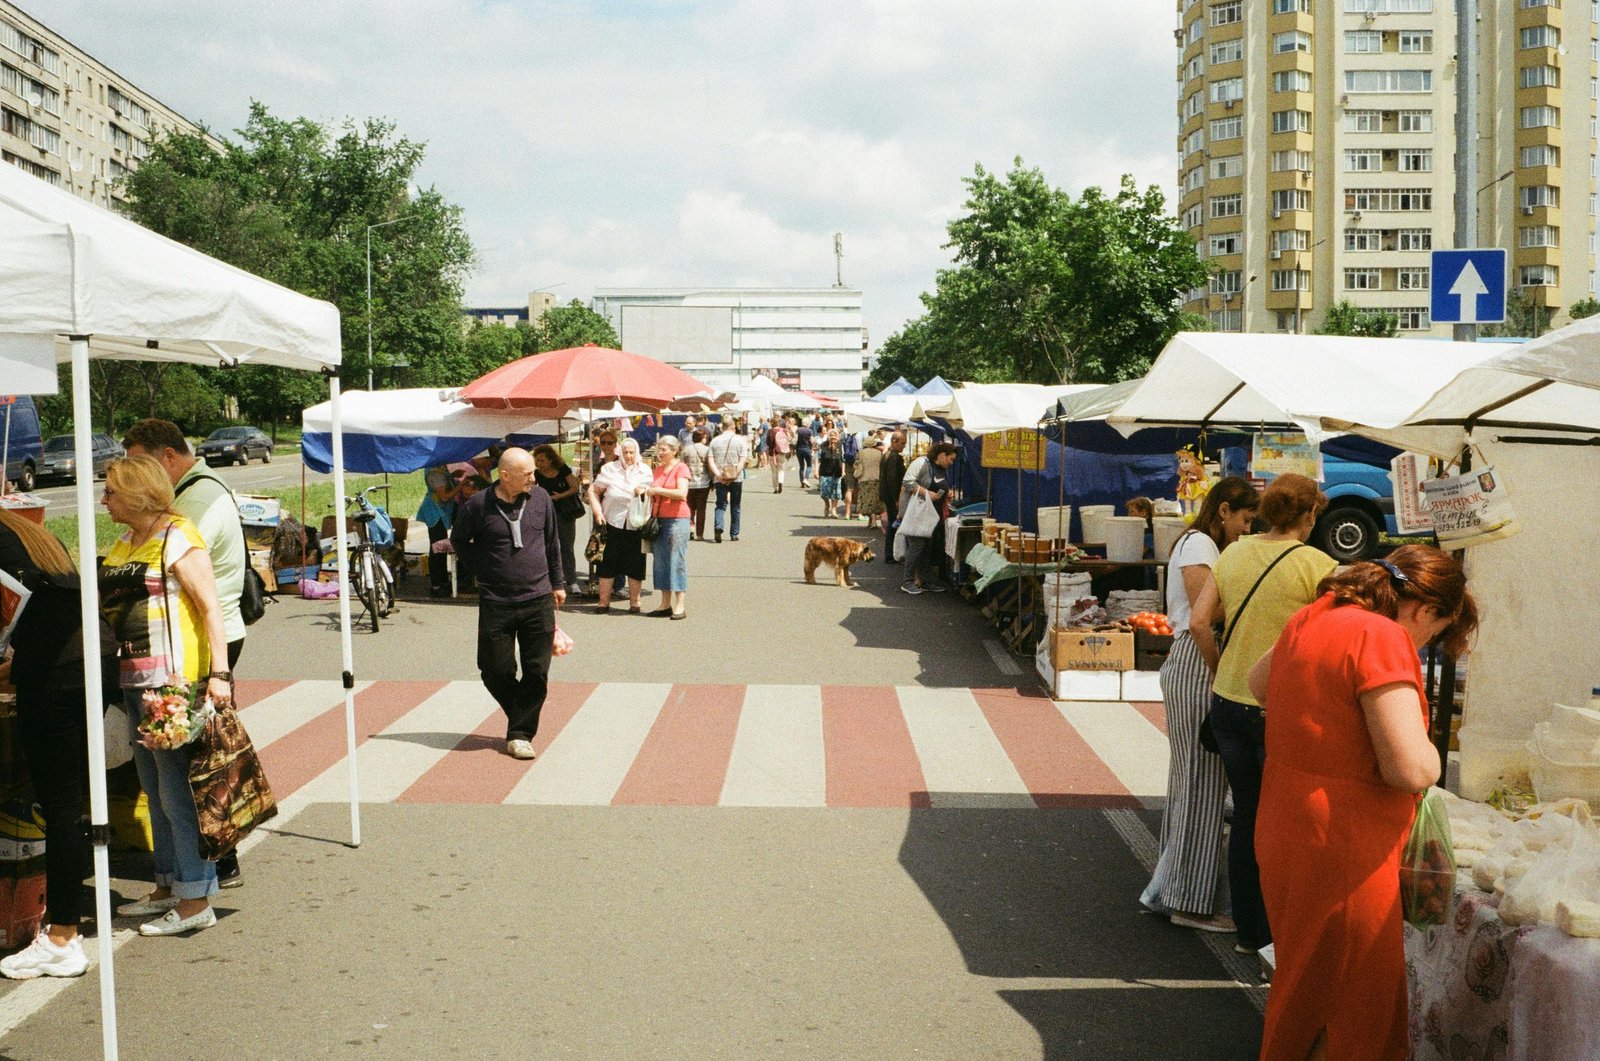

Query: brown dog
[804,537,875,587]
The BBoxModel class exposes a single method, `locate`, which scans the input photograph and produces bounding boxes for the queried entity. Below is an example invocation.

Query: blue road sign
[1431,249,1507,325]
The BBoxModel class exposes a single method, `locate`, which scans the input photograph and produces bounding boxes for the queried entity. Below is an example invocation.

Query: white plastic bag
[899,493,940,539]
[626,491,652,530]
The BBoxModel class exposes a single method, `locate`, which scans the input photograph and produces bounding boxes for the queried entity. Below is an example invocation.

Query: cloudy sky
[37,1,1178,351]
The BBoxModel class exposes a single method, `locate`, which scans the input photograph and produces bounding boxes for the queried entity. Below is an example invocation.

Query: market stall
[300,389,563,474]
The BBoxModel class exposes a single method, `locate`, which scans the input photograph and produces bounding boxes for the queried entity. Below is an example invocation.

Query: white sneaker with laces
[0,931,88,979]
[506,739,536,760]
[117,894,179,917]
[138,906,217,936]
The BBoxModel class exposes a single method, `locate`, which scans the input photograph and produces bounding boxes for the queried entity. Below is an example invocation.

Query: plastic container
[1152,517,1190,562]
[1103,516,1146,562]
[1456,727,1533,802]
[1036,506,1072,540]
[1527,726,1600,804]
[1078,505,1115,544]
[1552,702,1600,740]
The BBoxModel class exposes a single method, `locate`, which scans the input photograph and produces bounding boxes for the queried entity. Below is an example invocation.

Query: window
[1399,149,1433,172]
[1183,128,1206,157]
[1186,55,1205,82]
[1397,110,1433,133]
[1271,269,1311,291]
[1272,229,1311,252]
[1210,39,1243,64]
[1345,69,1433,93]
[1188,18,1204,44]
[1182,165,1207,194]
[1521,106,1560,129]
[1397,267,1430,291]
[0,62,62,116]
[1184,91,1204,119]
[1210,154,1243,179]
[1346,110,1383,132]
[1521,26,1560,49]
[1272,148,1313,171]
[1271,188,1310,212]
[1396,307,1431,331]
[1399,30,1433,53]
[0,149,60,185]
[1520,225,1560,247]
[1521,65,1561,89]
[1210,193,1243,218]
[1212,270,1243,295]
[1211,1,1243,26]
[0,21,60,74]
[1520,185,1560,208]
[1272,109,1312,133]
[1345,268,1382,291]
[0,106,60,155]
[1346,228,1382,251]
[1522,144,1561,168]
[1273,69,1313,93]
[1520,0,1560,7]
[1273,30,1312,53]
[1397,228,1432,251]
[1181,204,1204,229]
[1210,308,1242,331]
[1273,0,1312,11]
[1211,77,1244,104]
[1343,0,1432,10]
[1345,30,1383,53]
[106,86,150,128]
[1346,187,1433,211]
[1519,264,1559,287]
[1345,149,1382,172]
[1210,116,1243,141]
[1210,233,1242,255]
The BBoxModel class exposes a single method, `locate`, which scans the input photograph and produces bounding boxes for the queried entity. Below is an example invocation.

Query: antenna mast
[833,232,844,287]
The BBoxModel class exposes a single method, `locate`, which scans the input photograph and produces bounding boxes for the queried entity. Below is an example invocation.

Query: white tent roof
[935,382,1098,435]
[1048,379,1144,423]
[840,394,924,429]
[0,161,340,370]
[1106,331,1501,441]
[301,389,563,439]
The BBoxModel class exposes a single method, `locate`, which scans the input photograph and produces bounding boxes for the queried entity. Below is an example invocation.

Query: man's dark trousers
[476,595,556,740]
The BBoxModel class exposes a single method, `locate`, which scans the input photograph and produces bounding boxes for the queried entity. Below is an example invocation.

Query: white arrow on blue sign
[1430,249,1507,325]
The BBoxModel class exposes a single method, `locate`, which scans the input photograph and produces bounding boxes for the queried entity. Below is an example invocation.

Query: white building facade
[591,287,866,401]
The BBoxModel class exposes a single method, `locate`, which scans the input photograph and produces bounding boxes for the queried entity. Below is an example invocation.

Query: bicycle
[343,485,398,632]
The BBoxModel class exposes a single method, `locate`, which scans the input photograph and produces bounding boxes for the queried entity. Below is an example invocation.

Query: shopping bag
[584,526,607,564]
[1399,787,1456,927]
[627,492,652,531]
[188,706,278,861]
[899,493,940,539]
[552,626,575,656]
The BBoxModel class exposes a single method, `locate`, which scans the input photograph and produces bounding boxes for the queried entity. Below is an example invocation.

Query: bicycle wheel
[358,550,381,633]
[374,556,396,617]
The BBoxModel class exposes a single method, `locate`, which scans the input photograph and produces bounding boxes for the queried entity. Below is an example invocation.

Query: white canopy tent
[300,389,565,474]
[932,382,1097,436]
[840,394,923,432]
[0,162,344,1060]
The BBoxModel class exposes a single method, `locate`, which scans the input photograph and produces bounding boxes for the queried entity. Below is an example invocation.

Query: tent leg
[329,376,361,846]
[70,338,119,1061]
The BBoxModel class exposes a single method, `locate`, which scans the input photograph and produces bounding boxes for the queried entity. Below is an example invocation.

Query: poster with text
[981,429,1046,470]
[1420,465,1521,548]
[1251,432,1323,482]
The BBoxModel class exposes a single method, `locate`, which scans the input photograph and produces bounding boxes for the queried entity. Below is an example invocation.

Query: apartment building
[591,288,866,401]
[462,292,558,328]
[1176,0,1598,335]
[0,2,210,207]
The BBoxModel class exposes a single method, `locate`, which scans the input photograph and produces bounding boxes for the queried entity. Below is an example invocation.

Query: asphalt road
[0,464,1266,1059]
[32,453,328,519]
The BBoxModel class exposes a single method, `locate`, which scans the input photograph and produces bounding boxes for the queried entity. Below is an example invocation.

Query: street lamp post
[366,215,421,391]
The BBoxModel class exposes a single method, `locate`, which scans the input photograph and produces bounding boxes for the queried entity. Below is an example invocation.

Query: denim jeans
[651,517,690,591]
[714,481,743,537]
[796,450,813,482]
[1209,692,1270,950]
[126,689,219,900]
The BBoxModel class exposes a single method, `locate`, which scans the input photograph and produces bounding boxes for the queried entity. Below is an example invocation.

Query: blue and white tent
[913,375,955,397]
[302,389,564,474]
[869,376,916,401]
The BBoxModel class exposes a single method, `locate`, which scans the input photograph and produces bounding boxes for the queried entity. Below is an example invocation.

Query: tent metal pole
[70,337,119,1061]
[328,375,361,846]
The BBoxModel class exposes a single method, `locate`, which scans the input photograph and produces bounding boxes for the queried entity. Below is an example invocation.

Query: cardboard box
[1134,630,1174,672]
[1050,628,1135,671]
[243,524,277,551]
[1121,670,1163,702]
[248,549,276,589]
[235,494,281,526]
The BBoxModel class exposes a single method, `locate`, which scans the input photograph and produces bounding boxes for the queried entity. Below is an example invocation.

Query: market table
[963,544,1168,655]
[1404,885,1600,1061]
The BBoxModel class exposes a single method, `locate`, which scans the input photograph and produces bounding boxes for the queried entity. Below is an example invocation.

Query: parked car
[196,426,274,466]
[1,395,43,492]
[37,433,124,484]
[1220,446,1399,563]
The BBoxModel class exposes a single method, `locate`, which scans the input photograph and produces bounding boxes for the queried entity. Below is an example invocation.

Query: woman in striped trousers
[1141,477,1259,933]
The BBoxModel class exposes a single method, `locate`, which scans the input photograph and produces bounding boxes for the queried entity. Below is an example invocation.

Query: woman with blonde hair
[0,511,118,978]
[97,455,232,937]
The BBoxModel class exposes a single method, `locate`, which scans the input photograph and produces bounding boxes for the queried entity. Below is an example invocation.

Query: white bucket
[1104,516,1146,562]
[1079,505,1115,543]
[1036,506,1072,540]
[1152,517,1190,562]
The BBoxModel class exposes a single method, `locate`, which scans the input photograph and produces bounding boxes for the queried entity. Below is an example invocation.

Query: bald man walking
[450,448,566,759]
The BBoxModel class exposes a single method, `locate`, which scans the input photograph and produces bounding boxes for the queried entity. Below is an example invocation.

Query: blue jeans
[714,481,743,537]
[652,517,690,591]
[125,689,218,900]
[796,450,813,482]
[1209,692,1270,950]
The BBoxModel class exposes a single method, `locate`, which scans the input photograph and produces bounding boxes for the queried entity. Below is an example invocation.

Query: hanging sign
[1250,431,1323,482]
[1389,452,1433,534]
[981,429,1046,470]
[1420,465,1520,548]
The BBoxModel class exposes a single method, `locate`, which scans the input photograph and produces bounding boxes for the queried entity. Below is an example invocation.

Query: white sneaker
[138,906,217,936]
[0,931,88,979]
[506,739,536,760]
[117,894,179,917]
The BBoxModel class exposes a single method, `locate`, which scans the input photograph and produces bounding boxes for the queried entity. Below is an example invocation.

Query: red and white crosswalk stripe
[234,680,1169,811]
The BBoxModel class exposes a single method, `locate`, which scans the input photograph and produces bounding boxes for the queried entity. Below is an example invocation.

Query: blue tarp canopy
[301,389,562,474]
[870,377,917,400]
[913,375,955,397]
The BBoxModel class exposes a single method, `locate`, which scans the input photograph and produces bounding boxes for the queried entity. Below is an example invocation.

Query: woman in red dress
[1249,545,1478,1060]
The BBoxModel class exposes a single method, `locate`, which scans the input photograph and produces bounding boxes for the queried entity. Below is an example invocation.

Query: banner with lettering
[1420,465,1520,549]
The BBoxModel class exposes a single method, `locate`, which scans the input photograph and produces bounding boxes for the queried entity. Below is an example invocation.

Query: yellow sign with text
[981,429,1046,470]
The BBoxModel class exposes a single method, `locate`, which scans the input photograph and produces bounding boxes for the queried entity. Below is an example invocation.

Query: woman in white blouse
[586,437,654,614]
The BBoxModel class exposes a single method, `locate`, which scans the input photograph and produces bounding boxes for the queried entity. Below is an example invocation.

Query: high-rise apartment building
[0,2,210,207]
[1176,0,1597,336]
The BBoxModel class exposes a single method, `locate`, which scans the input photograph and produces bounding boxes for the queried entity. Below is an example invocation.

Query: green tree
[1569,296,1600,321]
[532,300,621,352]
[1480,290,1554,339]
[1315,300,1398,338]
[117,101,476,433]
[866,160,1208,393]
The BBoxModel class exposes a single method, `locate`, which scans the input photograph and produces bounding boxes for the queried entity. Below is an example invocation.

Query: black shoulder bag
[1198,542,1306,753]
[175,474,269,625]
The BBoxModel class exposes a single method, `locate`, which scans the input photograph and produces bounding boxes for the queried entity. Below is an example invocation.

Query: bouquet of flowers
[138,684,215,750]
